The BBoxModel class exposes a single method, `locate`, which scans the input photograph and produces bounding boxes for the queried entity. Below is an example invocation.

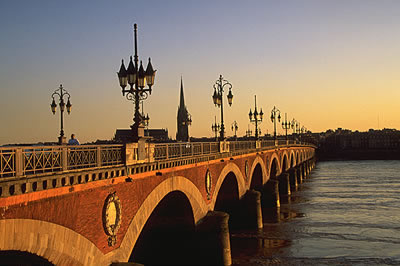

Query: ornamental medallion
[102,192,122,246]
[245,160,249,179]
[205,169,212,200]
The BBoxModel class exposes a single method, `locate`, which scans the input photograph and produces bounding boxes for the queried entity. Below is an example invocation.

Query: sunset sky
[1,1,400,144]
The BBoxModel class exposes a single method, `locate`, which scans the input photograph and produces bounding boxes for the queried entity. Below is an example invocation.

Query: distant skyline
[1,1,400,144]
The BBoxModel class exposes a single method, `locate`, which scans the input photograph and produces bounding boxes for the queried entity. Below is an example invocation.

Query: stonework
[0,146,315,265]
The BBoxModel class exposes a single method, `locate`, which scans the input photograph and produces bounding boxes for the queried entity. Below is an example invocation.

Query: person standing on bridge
[68,134,80,145]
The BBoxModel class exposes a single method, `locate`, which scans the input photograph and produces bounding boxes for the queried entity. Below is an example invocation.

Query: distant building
[114,128,169,143]
[144,129,169,142]
[176,77,191,142]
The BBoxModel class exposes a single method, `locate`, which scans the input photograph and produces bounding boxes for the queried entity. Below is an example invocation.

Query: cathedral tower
[176,77,190,141]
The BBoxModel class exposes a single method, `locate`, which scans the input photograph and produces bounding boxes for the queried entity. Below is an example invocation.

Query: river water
[231,160,400,265]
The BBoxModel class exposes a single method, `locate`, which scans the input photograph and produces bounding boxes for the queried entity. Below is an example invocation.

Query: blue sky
[1,1,400,144]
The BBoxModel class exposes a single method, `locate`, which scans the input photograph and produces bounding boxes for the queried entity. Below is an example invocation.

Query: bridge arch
[129,190,196,264]
[289,150,296,167]
[281,152,289,172]
[105,176,208,264]
[211,162,246,210]
[0,219,104,265]
[268,153,281,179]
[249,156,268,189]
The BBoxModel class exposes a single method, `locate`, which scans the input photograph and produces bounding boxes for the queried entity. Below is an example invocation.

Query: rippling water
[231,160,400,265]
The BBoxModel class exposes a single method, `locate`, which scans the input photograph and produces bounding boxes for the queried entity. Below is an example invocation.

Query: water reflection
[231,161,400,265]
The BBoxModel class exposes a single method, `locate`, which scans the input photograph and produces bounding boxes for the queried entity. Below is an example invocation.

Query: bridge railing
[229,141,256,151]
[153,142,219,160]
[0,144,124,178]
[1,140,315,179]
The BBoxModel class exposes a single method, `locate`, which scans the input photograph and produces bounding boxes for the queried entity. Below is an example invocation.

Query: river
[231,160,400,265]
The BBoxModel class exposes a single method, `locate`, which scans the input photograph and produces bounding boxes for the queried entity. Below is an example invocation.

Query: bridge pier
[289,168,298,191]
[304,161,309,176]
[262,179,280,208]
[278,173,291,196]
[196,211,232,266]
[296,166,303,184]
[238,190,263,229]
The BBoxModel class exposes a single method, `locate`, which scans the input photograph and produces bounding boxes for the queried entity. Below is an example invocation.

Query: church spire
[179,76,185,108]
[176,76,190,142]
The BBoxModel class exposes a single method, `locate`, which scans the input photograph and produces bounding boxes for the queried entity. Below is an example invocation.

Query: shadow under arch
[214,172,239,214]
[250,164,263,191]
[0,219,104,265]
[281,152,289,173]
[128,191,196,265]
[249,156,268,188]
[268,153,281,179]
[290,151,296,168]
[0,250,53,265]
[211,162,246,210]
[104,176,208,264]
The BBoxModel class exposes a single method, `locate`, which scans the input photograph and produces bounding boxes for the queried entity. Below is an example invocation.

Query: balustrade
[0,145,123,179]
[1,141,314,180]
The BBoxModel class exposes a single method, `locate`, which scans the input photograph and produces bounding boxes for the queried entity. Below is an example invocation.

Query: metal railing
[0,148,16,178]
[1,140,314,180]
[229,141,257,152]
[0,144,123,178]
[153,142,219,161]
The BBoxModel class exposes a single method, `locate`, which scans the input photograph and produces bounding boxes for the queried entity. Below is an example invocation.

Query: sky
[1,0,400,144]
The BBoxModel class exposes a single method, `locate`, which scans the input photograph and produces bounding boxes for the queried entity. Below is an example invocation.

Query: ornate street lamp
[50,84,72,144]
[211,116,220,141]
[301,126,307,142]
[249,95,263,139]
[141,101,150,136]
[290,118,298,137]
[281,113,291,141]
[270,106,281,141]
[231,120,239,140]
[117,24,156,142]
[212,75,233,140]
[245,124,253,138]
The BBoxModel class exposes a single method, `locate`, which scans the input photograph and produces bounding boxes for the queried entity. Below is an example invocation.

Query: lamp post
[301,126,307,142]
[141,101,150,136]
[290,118,298,139]
[281,113,291,142]
[183,113,192,141]
[270,106,281,141]
[245,125,252,138]
[117,24,156,142]
[50,84,72,144]
[248,95,263,139]
[211,116,220,141]
[212,75,233,141]
[231,120,239,140]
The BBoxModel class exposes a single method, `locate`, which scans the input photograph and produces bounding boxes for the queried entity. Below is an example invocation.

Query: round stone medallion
[205,169,212,200]
[102,192,122,246]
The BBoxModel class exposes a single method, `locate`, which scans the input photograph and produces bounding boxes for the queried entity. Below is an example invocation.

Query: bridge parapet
[0,140,316,198]
[0,144,124,179]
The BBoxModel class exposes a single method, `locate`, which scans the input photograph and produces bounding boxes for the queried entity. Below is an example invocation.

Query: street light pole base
[130,123,145,142]
[58,136,67,145]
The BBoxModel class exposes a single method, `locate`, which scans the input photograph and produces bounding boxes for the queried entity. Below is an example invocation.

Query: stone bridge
[0,140,315,265]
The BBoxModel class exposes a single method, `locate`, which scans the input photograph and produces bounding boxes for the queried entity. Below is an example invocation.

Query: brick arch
[104,176,209,264]
[211,162,246,210]
[248,156,268,186]
[280,151,289,172]
[0,218,104,265]
[289,150,296,167]
[268,152,281,178]
[296,151,300,165]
